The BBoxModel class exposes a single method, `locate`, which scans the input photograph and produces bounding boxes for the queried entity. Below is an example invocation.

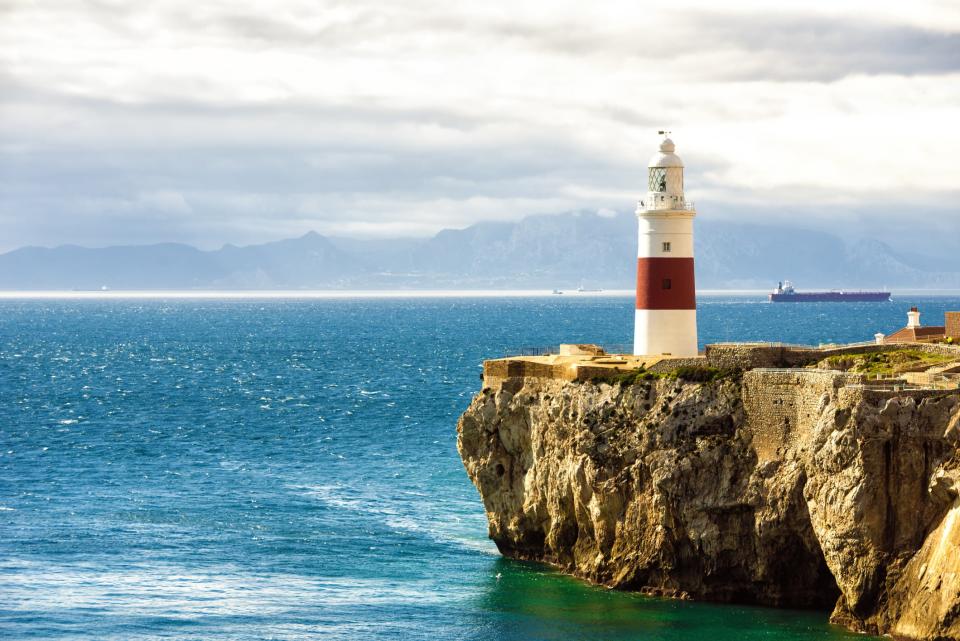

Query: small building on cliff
[879,307,960,344]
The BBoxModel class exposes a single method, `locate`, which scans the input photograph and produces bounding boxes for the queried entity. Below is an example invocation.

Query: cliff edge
[457,358,960,639]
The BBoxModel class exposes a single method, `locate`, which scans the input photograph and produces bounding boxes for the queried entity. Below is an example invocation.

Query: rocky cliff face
[457,371,960,640]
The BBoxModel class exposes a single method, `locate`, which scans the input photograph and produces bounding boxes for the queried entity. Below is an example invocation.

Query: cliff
[457,366,960,639]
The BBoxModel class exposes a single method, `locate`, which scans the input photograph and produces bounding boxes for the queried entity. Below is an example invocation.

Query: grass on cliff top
[603,365,742,386]
[820,349,956,376]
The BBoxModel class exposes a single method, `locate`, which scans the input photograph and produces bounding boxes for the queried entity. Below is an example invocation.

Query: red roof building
[881,307,960,344]
[884,325,947,343]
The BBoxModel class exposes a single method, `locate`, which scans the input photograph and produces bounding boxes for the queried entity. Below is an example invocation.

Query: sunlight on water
[4,295,953,639]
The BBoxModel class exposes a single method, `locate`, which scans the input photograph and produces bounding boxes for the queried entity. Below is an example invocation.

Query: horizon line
[2,289,960,300]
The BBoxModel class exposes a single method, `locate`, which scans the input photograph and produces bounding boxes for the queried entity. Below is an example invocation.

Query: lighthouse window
[662,242,671,252]
[648,167,667,192]
[662,278,672,290]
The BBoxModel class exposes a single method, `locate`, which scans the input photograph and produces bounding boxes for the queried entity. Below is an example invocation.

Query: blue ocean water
[2,294,957,641]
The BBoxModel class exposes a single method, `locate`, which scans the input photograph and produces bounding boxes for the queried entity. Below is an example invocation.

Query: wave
[296,484,497,556]
[0,559,458,619]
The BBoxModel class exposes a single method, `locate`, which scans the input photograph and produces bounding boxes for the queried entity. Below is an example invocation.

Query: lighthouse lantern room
[633,134,698,357]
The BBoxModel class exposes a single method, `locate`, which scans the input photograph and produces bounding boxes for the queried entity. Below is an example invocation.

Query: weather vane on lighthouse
[633,132,698,357]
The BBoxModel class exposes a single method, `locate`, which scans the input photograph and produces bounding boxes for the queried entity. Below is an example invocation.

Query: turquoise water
[2,294,956,640]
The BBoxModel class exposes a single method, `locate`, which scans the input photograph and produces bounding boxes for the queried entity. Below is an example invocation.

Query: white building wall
[634,309,699,357]
[636,214,694,258]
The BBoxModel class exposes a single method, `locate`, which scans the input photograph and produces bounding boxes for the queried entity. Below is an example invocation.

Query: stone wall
[742,369,863,462]
[482,356,709,387]
[646,357,704,374]
[705,342,960,371]
[483,359,566,387]
[856,386,960,405]
[947,312,960,339]
[705,344,806,369]
[817,342,960,359]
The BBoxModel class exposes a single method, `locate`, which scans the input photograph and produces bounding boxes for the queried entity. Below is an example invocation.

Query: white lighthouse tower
[633,134,698,356]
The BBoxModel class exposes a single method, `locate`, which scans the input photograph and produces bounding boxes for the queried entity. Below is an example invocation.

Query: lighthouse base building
[633,136,698,357]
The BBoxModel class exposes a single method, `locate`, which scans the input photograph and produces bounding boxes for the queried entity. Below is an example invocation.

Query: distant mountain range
[1,211,957,290]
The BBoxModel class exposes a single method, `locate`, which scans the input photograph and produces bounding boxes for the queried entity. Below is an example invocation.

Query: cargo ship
[769,281,891,302]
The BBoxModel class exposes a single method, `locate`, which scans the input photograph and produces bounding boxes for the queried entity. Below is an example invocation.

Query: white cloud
[0,0,958,252]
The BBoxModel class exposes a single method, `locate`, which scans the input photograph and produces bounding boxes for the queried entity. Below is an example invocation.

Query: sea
[2,293,958,641]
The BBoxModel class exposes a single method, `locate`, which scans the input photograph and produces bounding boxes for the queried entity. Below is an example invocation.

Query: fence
[512,342,634,357]
[819,340,877,349]
[708,341,815,349]
[516,346,558,356]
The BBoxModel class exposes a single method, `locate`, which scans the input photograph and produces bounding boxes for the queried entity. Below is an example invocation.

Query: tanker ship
[769,281,891,302]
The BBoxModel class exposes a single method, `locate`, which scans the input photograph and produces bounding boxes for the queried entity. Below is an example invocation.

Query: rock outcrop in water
[457,361,960,640]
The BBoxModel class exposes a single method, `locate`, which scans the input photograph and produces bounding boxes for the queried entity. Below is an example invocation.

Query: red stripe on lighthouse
[635,257,696,310]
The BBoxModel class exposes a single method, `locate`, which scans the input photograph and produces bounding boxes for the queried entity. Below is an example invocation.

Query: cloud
[430,11,960,81]
[0,1,958,253]
[688,13,960,80]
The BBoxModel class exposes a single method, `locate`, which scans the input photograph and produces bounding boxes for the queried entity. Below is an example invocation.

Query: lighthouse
[633,134,698,357]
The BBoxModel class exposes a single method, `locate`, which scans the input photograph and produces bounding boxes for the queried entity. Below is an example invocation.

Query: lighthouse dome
[648,137,684,168]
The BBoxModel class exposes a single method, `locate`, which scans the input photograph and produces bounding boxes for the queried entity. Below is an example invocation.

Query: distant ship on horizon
[769,281,891,302]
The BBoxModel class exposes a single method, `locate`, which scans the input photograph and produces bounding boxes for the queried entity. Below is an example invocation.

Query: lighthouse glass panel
[648,167,667,192]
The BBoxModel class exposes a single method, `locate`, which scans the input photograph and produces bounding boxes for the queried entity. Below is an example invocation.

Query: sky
[1,0,959,254]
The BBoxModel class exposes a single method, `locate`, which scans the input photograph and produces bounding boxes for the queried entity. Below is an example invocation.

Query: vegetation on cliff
[818,348,956,376]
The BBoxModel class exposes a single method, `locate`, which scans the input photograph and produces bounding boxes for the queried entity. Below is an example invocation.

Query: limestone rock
[457,373,960,640]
